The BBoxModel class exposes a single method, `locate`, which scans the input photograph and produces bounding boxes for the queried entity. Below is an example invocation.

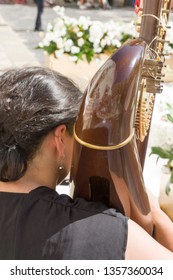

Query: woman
[0,66,173,260]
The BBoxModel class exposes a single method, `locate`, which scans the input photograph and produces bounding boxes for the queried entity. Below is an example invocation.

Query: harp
[70,0,172,234]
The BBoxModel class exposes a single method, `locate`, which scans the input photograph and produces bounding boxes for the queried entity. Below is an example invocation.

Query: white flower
[55,38,64,49]
[54,19,65,32]
[100,39,107,48]
[94,46,102,53]
[47,23,53,32]
[73,27,80,33]
[77,38,85,47]
[42,33,54,46]
[71,46,80,54]
[107,31,115,40]
[77,31,83,38]
[64,16,77,26]
[104,36,111,46]
[69,56,78,62]
[149,84,173,150]
[51,26,67,40]
[66,39,74,46]
[78,16,91,30]
[89,23,104,43]
[64,39,74,52]
[111,39,121,48]
[38,42,44,48]
[164,43,173,54]
[53,6,65,17]
[55,49,64,58]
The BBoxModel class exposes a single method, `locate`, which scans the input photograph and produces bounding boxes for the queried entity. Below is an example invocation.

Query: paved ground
[0,3,135,69]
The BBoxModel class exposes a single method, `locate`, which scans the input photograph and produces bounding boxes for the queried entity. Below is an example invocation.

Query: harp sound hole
[89,176,110,205]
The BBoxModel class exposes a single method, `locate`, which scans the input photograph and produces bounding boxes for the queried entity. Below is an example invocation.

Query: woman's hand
[147,188,173,252]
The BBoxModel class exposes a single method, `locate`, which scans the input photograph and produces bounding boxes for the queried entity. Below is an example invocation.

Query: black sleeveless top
[0,186,128,260]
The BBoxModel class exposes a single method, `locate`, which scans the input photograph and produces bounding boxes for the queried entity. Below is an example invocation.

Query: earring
[58,154,65,171]
[59,165,64,170]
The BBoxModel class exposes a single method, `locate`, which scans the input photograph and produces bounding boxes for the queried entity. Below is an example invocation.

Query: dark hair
[0,66,83,182]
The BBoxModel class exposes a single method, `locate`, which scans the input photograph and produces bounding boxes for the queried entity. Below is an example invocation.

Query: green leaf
[166,103,173,116]
[121,33,133,43]
[167,114,173,123]
[39,41,57,55]
[150,147,172,159]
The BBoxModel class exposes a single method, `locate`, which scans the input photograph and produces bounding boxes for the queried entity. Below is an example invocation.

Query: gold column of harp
[135,0,172,167]
[70,0,172,234]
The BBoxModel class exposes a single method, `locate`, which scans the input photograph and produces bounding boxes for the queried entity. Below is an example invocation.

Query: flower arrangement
[38,4,173,64]
[38,6,135,63]
[149,89,173,195]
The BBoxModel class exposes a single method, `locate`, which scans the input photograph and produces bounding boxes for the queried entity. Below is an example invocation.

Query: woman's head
[0,66,83,182]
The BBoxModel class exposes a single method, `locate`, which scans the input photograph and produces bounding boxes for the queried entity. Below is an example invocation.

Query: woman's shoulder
[0,186,128,259]
[30,186,127,221]
[37,187,128,260]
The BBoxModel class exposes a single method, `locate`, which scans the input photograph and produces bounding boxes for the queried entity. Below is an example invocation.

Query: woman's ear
[53,125,67,159]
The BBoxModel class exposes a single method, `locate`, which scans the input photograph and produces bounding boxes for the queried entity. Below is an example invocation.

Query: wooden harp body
[70,0,172,235]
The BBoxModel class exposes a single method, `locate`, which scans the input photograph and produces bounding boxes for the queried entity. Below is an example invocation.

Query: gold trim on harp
[73,127,135,150]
